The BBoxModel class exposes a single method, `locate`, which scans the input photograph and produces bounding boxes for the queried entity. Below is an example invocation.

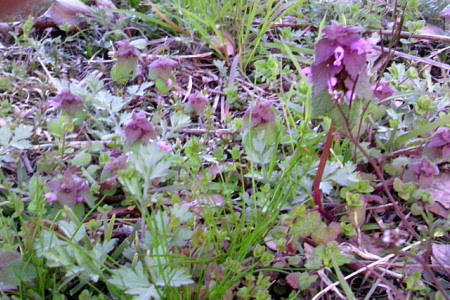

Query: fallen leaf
[424,173,450,209]
[431,244,450,275]
[35,0,91,31]
[419,24,446,36]
[94,0,123,20]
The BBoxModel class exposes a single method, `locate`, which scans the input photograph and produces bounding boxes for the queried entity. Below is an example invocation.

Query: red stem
[313,122,336,219]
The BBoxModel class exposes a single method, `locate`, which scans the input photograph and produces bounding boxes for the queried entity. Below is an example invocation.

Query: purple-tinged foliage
[243,101,276,128]
[124,111,157,146]
[49,89,84,115]
[409,158,439,186]
[46,169,90,207]
[373,80,397,100]
[187,91,209,114]
[149,57,178,81]
[311,21,375,103]
[425,127,450,161]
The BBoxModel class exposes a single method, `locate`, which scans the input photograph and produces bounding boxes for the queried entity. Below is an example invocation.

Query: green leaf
[155,269,194,287]
[311,89,333,119]
[171,203,194,223]
[57,221,87,242]
[10,124,33,149]
[0,126,12,147]
[111,59,138,84]
[170,227,193,247]
[327,162,359,187]
[155,78,172,94]
[127,286,160,300]
[110,262,153,293]
[298,272,318,291]
[292,212,325,238]
[72,151,92,167]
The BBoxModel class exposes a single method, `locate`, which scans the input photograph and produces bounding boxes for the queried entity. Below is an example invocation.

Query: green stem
[331,256,357,300]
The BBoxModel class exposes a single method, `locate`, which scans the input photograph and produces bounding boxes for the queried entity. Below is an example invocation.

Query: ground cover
[0,0,449,299]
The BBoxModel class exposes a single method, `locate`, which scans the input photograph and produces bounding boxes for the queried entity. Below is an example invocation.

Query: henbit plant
[307,21,376,218]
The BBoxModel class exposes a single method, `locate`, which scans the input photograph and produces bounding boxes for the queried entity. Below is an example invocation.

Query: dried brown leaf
[36,0,91,30]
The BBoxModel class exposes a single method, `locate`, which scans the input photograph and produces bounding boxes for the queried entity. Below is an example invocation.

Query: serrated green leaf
[155,269,194,287]
[110,262,151,290]
[13,124,33,141]
[126,286,160,300]
[57,221,87,242]
[171,203,193,223]
[328,162,359,186]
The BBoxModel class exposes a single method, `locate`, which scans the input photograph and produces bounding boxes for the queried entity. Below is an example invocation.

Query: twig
[177,128,237,135]
[373,45,450,71]
[368,30,450,44]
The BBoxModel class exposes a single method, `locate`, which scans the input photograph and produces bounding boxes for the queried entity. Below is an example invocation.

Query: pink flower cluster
[45,169,90,207]
[310,21,376,102]
[243,101,276,128]
[49,89,84,115]
[124,111,157,146]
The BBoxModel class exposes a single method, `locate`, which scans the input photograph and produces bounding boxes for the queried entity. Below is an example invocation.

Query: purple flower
[427,127,450,159]
[49,90,84,115]
[115,40,141,59]
[311,21,375,102]
[149,57,178,81]
[46,170,90,207]
[409,158,439,186]
[243,101,276,128]
[124,111,157,146]
[373,80,397,100]
[300,67,312,83]
[187,91,209,114]
[101,153,129,181]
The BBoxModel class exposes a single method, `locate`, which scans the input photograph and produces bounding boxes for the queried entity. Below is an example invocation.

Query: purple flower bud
[49,89,84,115]
[115,40,141,60]
[124,111,157,146]
[149,57,178,81]
[243,101,276,128]
[46,170,90,207]
[187,91,209,114]
[373,81,397,100]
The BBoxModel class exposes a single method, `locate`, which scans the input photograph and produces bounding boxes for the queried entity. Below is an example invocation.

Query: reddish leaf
[286,273,300,290]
